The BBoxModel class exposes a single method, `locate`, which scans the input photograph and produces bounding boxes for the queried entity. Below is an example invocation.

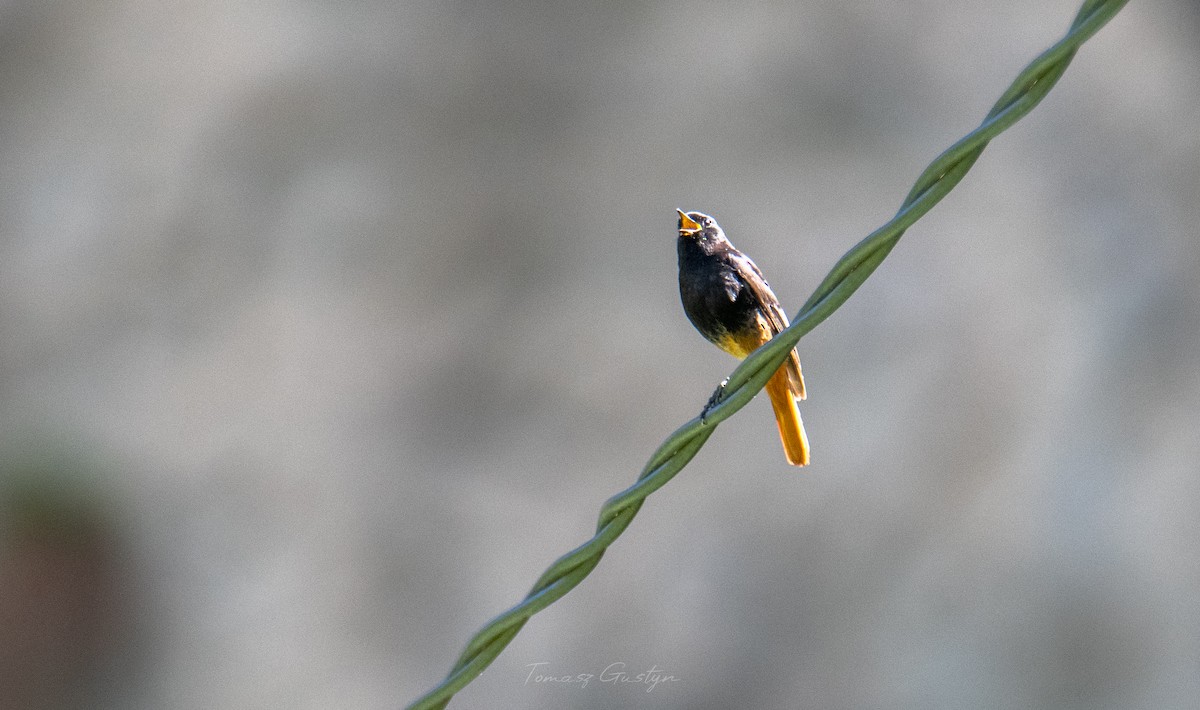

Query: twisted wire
[407,1,1129,707]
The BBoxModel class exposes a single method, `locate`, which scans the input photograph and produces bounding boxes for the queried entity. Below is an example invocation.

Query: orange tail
[765,366,810,467]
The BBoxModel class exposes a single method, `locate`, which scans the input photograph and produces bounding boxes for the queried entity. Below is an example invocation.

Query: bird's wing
[732,253,807,400]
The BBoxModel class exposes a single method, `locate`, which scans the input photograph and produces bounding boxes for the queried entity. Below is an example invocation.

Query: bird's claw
[701,378,729,424]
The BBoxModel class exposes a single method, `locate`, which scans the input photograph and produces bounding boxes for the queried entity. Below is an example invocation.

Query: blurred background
[1,1,1197,708]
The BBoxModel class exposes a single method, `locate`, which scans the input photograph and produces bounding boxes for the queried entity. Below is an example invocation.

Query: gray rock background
[1,1,1197,708]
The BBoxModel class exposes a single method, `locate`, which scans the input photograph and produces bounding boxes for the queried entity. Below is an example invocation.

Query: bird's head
[676,209,725,242]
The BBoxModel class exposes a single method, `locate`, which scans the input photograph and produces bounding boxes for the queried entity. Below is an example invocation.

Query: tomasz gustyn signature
[524,662,680,693]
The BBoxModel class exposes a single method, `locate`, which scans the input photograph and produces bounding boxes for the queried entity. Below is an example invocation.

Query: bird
[676,209,810,466]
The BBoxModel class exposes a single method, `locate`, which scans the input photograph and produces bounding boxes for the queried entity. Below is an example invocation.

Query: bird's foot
[701,378,729,424]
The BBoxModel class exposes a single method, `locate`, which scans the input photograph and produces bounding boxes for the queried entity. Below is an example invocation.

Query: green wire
[406,1,1131,707]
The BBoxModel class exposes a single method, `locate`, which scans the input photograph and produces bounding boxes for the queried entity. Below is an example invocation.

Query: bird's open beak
[677,209,701,235]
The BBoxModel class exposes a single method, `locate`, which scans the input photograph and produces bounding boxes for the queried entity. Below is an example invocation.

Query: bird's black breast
[677,237,759,346]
